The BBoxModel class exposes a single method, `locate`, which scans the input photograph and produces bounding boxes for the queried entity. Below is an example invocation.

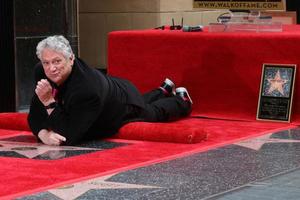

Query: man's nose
[49,63,57,71]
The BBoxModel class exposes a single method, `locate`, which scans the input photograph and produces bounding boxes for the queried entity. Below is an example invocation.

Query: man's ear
[69,54,75,65]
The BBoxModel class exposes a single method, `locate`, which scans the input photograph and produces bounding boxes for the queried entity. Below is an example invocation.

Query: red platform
[108,25,300,123]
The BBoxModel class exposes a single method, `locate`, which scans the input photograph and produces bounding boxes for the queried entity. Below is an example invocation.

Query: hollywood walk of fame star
[267,70,288,96]
[0,140,101,159]
[235,131,300,151]
[48,173,162,199]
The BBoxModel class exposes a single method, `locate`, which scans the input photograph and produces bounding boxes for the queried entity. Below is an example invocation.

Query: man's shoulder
[66,70,102,96]
[67,57,108,98]
[73,58,107,88]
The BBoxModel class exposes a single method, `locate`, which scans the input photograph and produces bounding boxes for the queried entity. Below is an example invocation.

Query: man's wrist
[44,101,57,109]
[38,129,48,138]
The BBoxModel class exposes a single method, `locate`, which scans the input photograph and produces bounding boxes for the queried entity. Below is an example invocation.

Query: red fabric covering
[0,113,207,143]
[0,113,291,144]
[114,119,207,143]
[114,118,291,143]
[0,122,295,199]
[108,25,300,123]
[0,130,206,198]
[0,112,30,131]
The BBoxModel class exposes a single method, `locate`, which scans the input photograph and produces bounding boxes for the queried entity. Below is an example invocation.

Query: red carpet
[0,116,295,199]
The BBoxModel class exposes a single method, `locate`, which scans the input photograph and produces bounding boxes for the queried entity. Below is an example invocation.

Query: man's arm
[28,64,50,138]
[47,91,103,145]
[29,79,103,145]
[28,94,49,137]
[28,90,68,145]
[29,79,68,145]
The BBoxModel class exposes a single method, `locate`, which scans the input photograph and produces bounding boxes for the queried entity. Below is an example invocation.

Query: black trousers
[124,89,191,123]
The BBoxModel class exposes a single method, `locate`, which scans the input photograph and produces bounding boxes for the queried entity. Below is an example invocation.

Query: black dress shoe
[175,87,193,104]
[159,78,175,96]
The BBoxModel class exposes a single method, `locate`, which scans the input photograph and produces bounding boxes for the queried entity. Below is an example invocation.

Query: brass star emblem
[235,131,300,151]
[0,140,100,159]
[48,173,161,199]
[267,70,287,96]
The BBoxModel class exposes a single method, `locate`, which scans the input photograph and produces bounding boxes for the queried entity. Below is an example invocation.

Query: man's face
[40,48,74,85]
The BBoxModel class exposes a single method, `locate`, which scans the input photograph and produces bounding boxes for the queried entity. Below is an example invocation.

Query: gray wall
[14,0,78,111]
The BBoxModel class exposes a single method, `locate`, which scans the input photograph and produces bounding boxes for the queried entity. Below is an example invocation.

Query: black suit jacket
[28,58,144,145]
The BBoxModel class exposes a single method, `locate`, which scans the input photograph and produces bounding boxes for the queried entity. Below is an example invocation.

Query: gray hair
[36,35,74,60]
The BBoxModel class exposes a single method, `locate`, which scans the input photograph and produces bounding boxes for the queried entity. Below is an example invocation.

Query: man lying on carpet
[28,35,193,146]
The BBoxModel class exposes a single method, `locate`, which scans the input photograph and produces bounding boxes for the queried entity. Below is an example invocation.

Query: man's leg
[143,78,175,104]
[140,96,192,122]
[142,89,165,104]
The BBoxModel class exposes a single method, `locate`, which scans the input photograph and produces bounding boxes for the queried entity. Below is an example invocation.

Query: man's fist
[35,79,55,106]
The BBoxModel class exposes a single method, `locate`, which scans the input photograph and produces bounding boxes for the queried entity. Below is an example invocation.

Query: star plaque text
[257,64,296,122]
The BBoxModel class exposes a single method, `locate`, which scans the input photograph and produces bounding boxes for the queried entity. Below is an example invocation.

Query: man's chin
[49,77,61,85]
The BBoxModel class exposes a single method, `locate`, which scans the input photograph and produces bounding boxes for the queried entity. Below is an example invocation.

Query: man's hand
[38,129,66,146]
[35,79,55,106]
